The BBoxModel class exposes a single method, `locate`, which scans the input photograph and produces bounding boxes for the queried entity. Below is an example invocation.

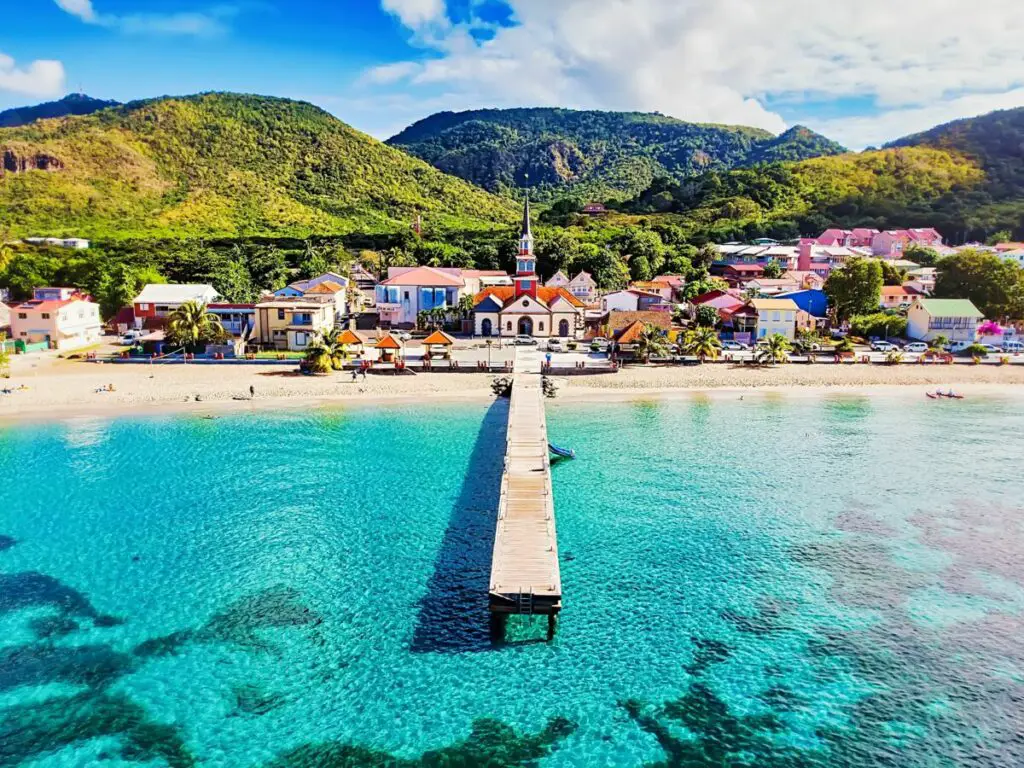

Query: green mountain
[888,106,1024,199]
[0,92,515,239]
[387,108,845,201]
[0,93,120,128]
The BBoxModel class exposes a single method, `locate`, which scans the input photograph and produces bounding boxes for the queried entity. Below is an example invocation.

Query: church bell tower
[514,192,538,299]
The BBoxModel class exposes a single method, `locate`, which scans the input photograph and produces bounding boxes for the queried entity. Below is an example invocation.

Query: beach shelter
[422,329,456,359]
[337,328,364,358]
[375,332,404,363]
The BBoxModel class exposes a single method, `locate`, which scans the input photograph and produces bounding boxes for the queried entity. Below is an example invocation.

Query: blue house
[777,289,828,318]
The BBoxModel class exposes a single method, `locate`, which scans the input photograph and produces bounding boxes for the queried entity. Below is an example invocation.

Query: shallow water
[1,393,1023,766]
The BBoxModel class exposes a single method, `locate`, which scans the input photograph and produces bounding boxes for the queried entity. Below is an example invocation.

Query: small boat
[548,443,576,459]
[926,392,939,399]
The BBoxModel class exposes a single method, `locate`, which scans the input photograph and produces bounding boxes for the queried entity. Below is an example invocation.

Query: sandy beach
[2,354,1024,423]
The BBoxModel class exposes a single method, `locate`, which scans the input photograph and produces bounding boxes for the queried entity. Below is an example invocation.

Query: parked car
[513,334,538,346]
[870,340,899,352]
[392,330,412,342]
[590,337,611,353]
[120,330,144,345]
[945,340,975,354]
[547,338,565,352]
[978,344,1001,354]
[721,340,749,351]
[904,342,929,354]
[1002,340,1024,353]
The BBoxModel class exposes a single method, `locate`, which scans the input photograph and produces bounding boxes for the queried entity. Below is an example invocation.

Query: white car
[392,330,412,342]
[590,337,611,353]
[547,338,565,352]
[721,340,748,351]
[946,341,975,354]
[904,342,929,354]
[977,344,1001,354]
[1002,340,1024,353]
[513,335,538,346]
[870,340,899,352]
[120,331,144,345]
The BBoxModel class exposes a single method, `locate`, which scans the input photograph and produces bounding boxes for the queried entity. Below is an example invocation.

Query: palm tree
[682,327,722,363]
[166,301,225,353]
[755,333,792,366]
[885,349,905,365]
[929,334,950,351]
[303,332,336,374]
[457,294,475,319]
[633,324,671,363]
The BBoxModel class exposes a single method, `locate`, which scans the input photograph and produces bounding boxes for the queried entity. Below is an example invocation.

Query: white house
[750,298,798,340]
[375,266,467,328]
[275,272,350,317]
[545,271,570,289]
[566,272,598,303]
[906,298,984,343]
[9,287,102,350]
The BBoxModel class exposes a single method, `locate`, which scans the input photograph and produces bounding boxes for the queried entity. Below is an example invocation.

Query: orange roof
[337,329,363,344]
[614,320,647,344]
[375,333,403,350]
[382,266,463,287]
[422,330,456,345]
[305,281,344,294]
[473,286,585,309]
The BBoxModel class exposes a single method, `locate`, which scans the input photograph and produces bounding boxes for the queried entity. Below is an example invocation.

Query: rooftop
[134,284,218,304]
[382,266,464,287]
[915,298,984,318]
[750,298,799,311]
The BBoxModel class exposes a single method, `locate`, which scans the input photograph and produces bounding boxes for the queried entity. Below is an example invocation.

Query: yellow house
[254,297,334,351]
[749,298,798,340]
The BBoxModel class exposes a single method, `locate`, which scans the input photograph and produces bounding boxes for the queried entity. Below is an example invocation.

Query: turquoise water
[2,394,1024,766]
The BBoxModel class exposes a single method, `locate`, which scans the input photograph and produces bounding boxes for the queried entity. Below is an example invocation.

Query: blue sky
[3,0,1023,148]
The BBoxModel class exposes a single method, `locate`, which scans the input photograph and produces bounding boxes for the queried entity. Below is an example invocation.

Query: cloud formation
[0,53,65,97]
[366,0,1024,146]
[53,0,235,37]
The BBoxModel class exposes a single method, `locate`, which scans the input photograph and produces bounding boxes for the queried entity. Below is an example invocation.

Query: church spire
[514,188,537,299]
[521,190,532,240]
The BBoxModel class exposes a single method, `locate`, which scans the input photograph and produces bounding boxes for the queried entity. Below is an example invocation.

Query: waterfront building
[132,284,220,329]
[9,287,101,350]
[880,285,923,310]
[749,298,799,340]
[253,296,335,351]
[472,196,585,339]
[906,298,984,343]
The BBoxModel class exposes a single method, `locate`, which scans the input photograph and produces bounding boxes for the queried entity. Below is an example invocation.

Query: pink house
[871,228,943,256]
[815,228,879,247]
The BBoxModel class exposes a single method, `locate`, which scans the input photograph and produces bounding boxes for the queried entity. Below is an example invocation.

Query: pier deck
[489,349,562,621]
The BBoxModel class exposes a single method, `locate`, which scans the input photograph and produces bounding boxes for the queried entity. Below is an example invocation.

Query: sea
[1,392,1022,767]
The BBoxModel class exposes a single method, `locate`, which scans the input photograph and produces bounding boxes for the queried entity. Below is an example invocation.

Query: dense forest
[387,108,845,201]
[0,93,516,239]
[0,93,119,128]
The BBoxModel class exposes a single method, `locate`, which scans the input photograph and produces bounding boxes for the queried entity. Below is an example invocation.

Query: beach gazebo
[337,329,364,359]
[422,330,456,360]
[375,332,404,363]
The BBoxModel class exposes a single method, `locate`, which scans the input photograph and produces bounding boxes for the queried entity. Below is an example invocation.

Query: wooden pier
[489,349,562,638]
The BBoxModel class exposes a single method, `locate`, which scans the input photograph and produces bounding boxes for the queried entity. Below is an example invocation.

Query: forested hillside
[0,93,119,128]
[0,93,515,239]
[388,108,845,201]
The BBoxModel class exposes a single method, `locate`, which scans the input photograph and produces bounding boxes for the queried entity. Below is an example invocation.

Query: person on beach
[249,384,255,399]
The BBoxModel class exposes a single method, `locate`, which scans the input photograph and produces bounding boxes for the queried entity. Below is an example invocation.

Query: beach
[3,353,1024,423]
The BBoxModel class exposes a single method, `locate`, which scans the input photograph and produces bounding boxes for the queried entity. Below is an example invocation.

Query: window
[138,303,149,311]
[18,313,26,319]
[772,311,780,322]
[506,321,512,331]
[42,313,51,320]
[404,291,410,301]
[277,309,285,321]
[295,332,308,347]
[539,322,545,331]
[522,299,529,307]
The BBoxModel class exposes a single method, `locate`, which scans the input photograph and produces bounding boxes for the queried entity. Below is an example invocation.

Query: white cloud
[52,0,235,37]
[365,0,1024,142]
[0,53,65,97]
[381,0,447,29]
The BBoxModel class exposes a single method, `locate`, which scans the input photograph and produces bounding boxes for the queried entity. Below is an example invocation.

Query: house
[595,310,673,339]
[880,285,922,310]
[749,298,799,340]
[816,228,879,248]
[274,272,350,319]
[253,296,336,351]
[601,289,668,313]
[0,301,10,335]
[23,237,90,249]
[651,275,686,300]
[905,267,937,295]
[9,287,102,350]
[375,266,466,328]
[777,289,828,318]
[546,271,570,289]
[472,196,586,339]
[718,263,764,286]
[459,269,512,296]
[906,298,984,343]
[629,281,675,303]
[207,304,255,338]
[744,277,801,296]
[582,202,607,216]
[348,264,379,307]
[871,229,943,257]
[782,271,825,291]
[998,248,1024,268]
[566,272,598,303]
[133,284,220,329]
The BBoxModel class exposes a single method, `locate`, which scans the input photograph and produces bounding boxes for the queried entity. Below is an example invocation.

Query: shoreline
[2,355,1023,425]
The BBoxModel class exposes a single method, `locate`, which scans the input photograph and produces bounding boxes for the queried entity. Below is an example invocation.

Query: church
[472,196,586,339]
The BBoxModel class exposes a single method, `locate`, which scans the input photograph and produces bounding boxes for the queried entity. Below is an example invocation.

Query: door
[518,317,533,336]
[481,318,493,337]
[558,319,570,337]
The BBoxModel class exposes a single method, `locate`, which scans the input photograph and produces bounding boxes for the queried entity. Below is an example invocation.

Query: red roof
[613,320,647,344]
[422,330,456,345]
[473,286,585,309]
[208,303,255,310]
[11,298,78,312]
[652,275,684,287]
[382,267,463,287]
[723,263,764,273]
[375,333,403,350]
[337,329,363,345]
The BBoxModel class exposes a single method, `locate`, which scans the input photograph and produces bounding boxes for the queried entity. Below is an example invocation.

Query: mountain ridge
[0,93,121,128]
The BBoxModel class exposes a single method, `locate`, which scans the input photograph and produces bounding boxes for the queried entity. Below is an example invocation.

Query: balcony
[377,302,402,312]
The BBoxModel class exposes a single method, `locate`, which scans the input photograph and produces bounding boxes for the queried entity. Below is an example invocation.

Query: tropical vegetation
[680,327,722,362]
[165,301,224,353]
[302,332,338,374]
[755,334,793,366]
[632,324,672,363]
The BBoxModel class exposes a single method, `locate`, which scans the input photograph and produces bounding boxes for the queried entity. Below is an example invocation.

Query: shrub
[963,343,989,358]
[849,313,907,339]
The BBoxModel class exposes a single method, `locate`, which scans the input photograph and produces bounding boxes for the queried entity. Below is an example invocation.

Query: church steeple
[514,190,537,299]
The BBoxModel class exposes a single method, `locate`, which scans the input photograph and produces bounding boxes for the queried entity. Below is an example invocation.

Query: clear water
[1,393,1023,767]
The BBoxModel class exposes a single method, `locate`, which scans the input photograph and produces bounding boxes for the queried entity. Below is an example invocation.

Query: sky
[2,0,1024,149]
